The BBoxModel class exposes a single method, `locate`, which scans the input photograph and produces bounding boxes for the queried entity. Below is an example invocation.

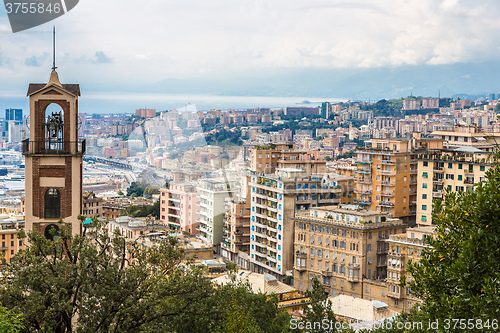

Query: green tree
[0,221,216,333]
[300,277,335,332]
[407,160,500,322]
[0,303,24,333]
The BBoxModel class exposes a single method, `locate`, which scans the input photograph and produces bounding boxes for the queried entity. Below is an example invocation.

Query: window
[45,188,61,218]
[422,183,427,189]
[423,161,428,167]
[448,163,452,168]
[458,164,462,170]
[422,205,427,211]
[480,166,485,171]
[422,194,427,199]
[422,172,428,178]
[421,215,427,222]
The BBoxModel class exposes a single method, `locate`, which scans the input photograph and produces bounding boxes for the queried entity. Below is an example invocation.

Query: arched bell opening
[43,103,65,151]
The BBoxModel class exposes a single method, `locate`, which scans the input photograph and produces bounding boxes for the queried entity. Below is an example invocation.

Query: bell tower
[23,70,85,237]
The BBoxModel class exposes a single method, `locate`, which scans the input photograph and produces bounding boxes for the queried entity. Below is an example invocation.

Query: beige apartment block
[354,136,442,223]
[416,150,493,225]
[432,125,500,152]
[292,205,406,311]
[160,182,200,234]
[384,225,435,311]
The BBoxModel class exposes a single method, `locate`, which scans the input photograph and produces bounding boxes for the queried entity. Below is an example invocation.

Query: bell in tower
[23,69,86,237]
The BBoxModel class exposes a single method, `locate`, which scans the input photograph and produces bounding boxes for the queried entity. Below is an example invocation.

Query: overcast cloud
[0,0,499,93]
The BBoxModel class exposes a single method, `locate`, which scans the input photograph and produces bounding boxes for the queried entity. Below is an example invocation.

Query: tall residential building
[293,205,410,311]
[23,70,85,237]
[353,136,442,223]
[416,149,493,226]
[197,179,239,245]
[160,182,200,234]
[249,168,344,280]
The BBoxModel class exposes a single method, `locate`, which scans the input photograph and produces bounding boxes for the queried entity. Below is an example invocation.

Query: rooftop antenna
[52,26,57,71]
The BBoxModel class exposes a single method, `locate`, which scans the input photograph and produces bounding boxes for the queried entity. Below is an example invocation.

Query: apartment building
[160,182,200,234]
[292,205,406,306]
[251,142,295,174]
[385,225,435,311]
[354,136,442,223]
[108,216,169,241]
[251,143,327,174]
[0,217,25,263]
[221,199,251,269]
[431,125,500,152]
[249,168,344,280]
[197,179,239,245]
[82,192,103,218]
[279,150,327,174]
[416,149,493,225]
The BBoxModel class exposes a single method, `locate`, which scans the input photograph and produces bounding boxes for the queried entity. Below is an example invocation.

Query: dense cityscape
[0,68,499,331]
[1,0,500,331]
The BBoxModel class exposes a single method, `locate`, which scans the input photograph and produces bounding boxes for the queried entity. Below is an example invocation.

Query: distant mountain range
[142,61,500,101]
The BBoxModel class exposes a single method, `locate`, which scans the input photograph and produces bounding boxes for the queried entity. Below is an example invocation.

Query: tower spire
[52,26,57,71]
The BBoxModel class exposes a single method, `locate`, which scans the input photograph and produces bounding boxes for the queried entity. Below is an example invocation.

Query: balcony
[296,252,307,259]
[355,169,371,175]
[410,169,417,175]
[357,178,372,185]
[433,167,444,173]
[348,263,360,269]
[322,269,333,277]
[380,159,396,165]
[378,170,396,176]
[380,181,395,186]
[387,290,403,299]
[388,251,404,258]
[464,179,475,185]
[354,198,371,205]
[354,188,372,195]
[347,274,360,283]
[433,191,443,198]
[294,265,307,272]
[379,201,395,207]
[355,160,372,164]
[318,198,341,204]
[432,178,443,184]
[22,139,86,156]
[380,191,395,197]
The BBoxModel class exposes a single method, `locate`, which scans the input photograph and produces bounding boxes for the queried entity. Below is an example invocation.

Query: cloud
[92,51,112,64]
[25,55,43,67]
[1,0,500,91]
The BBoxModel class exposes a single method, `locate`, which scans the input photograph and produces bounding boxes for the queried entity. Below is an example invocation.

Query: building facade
[249,168,344,280]
[160,182,200,234]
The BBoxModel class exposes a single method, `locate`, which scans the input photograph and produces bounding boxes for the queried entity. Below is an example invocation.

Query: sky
[1,0,500,112]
